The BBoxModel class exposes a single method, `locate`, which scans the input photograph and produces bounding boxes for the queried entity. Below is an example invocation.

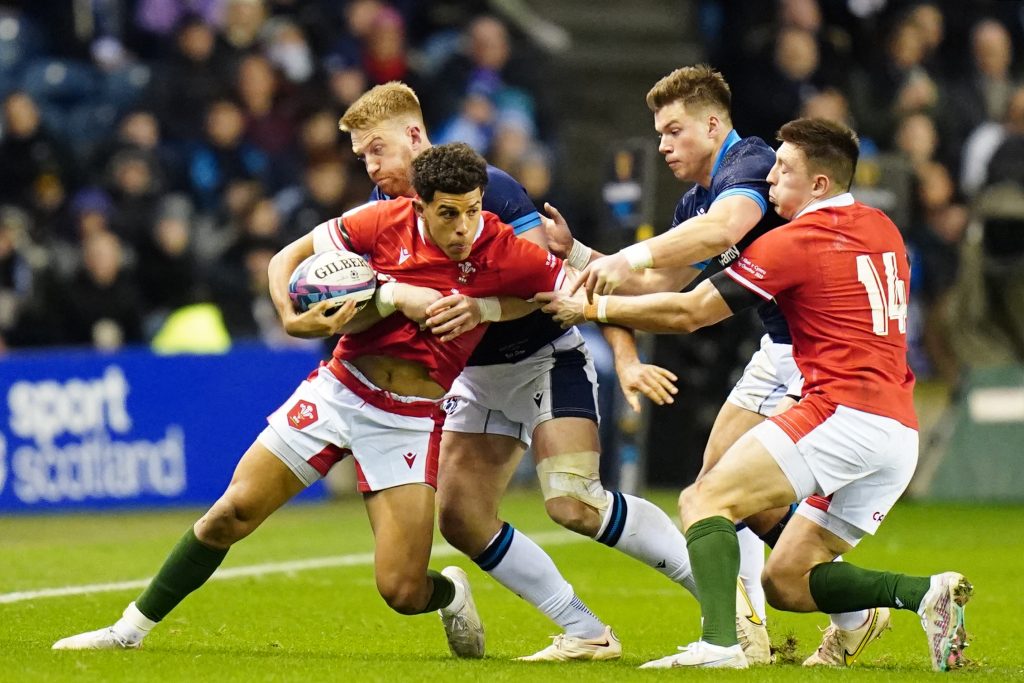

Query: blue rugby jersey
[371,164,566,365]
[673,130,791,343]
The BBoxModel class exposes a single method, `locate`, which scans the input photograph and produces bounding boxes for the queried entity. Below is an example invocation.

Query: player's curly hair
[411,143,489,202]
[778,118,860,191]
[339,81,422,132]
[646,64,732,118]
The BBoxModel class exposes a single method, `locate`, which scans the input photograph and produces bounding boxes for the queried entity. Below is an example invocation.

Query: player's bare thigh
[194,440,308,548]
[364,483,437,614]
[436,430,525,556]
[762,514,853,612]
[698,401,766,479]
[533,416,603,536]
[680,430,798,530]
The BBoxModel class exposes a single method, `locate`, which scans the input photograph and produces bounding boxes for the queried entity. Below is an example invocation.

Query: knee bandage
[535,451,608,511]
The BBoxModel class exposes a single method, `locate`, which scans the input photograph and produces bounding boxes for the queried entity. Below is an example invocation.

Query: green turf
[2,489,1022,681]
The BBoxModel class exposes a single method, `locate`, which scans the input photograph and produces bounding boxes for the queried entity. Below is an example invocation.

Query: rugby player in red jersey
[540,118,971,672]
[52,143,567,657]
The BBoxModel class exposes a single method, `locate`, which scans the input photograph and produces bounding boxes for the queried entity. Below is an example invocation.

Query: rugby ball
[289,250,376,312]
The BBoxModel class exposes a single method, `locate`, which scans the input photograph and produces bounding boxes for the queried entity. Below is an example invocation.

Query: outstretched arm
[539,279,737,334]
[571,195,764,299]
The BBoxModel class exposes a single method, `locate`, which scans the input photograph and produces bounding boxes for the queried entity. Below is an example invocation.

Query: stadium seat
[21,57,100,105]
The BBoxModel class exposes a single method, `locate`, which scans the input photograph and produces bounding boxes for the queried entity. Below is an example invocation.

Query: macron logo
[398,247,410,264]
[403,452,417,468]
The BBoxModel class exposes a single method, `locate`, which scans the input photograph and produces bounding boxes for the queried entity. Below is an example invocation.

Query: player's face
[654,101,717,183]
[766,142,818,220]
[350,121,418,197]
[417,189,483,261]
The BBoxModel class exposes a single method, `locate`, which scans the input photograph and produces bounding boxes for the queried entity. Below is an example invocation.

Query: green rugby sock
[809,562,930,613]
[423,570,456,613]
[135,528,228,622]
[685,516,740,647]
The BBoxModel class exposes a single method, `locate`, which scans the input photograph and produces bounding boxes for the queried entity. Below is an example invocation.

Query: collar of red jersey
[795,192,854,219]
[416,215,485,246]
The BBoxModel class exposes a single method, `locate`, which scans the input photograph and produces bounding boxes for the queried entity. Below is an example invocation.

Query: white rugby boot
[803,607,891,666]
[639,640,748,669]
[52,602,153,650]
[735,579,773,664]
[918,572,972,671]
[438,566,485,658]
[517,625,621,661]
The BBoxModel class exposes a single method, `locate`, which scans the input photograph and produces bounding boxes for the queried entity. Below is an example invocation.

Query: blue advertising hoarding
[0,345,326,513]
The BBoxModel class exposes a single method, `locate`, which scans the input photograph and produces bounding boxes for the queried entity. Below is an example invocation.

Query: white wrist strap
[596,295,609,323]
[620,242,654,271]
[476,296,501,322]
[567,239,593,270]
[375,282,397,317]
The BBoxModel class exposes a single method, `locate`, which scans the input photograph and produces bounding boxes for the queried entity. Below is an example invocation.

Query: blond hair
[339,81,423,132]
[646,64,732,119]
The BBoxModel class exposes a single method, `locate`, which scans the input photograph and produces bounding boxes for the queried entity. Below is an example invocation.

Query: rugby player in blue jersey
[337,82,722,661]
[546,65,884,666]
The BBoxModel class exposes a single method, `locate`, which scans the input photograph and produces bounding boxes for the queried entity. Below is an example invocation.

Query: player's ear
[407,124,424,151]
[812,172,831,197]
[412,197,425,217]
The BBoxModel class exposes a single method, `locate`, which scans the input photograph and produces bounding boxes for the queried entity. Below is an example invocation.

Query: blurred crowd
[0,0,1022,383]
[0,0,556,353]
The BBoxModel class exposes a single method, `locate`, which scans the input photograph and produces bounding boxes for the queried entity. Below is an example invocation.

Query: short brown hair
[339,81,423,132]
[412,142,489,202]
[777,118,860,190]
[646,64,732,117]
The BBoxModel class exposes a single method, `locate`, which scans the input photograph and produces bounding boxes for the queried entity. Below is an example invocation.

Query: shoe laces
[815,625,842,661]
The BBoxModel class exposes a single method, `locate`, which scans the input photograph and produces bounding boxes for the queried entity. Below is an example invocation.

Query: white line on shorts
[0,530,584,605]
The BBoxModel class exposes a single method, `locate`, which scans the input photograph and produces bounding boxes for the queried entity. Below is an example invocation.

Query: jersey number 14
[856,252,907,336]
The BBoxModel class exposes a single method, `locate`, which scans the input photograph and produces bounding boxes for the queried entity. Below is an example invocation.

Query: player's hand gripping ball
[289,250,376,313]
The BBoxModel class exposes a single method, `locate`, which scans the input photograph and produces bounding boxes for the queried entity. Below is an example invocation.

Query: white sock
[737,526,767,622]
[112,602,156,643]
[440,573,467,615]
[830,608,872,630]
[475,522,605,638]
[825,556,871,629]
[596,491,697,596]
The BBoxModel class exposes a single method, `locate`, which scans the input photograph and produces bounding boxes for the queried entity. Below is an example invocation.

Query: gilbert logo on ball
[289,250,376,312]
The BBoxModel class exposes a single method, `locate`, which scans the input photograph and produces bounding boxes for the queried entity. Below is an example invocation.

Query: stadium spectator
[427,15,549,141]
[63,230,145,349]
[960,86,1024,198]
[849,15,942,147]
[734,26,828,142]
[146,15,230,143]
[0,92,78,210]
[187,98,270,211]
[106,148,163,248]
[136,194,203,319]
[947,19,1019,169]
[235,54,302,181]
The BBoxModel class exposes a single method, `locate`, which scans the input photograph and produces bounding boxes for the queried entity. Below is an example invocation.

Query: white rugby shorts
[442,328,598,447]
[749,399,919,545]
[727,334,804,416]
[259,362,444,492]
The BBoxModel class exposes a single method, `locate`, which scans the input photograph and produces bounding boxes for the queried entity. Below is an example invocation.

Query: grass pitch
[1,489,1021,682]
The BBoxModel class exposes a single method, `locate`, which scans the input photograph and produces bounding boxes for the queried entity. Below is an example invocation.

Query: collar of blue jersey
[416,215,486,246]
[795,192,854,219]
[710,129,742,181]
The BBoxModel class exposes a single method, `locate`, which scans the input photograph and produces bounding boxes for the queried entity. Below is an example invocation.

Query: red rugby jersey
[311,197,566,390]
[725,195,917,430]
